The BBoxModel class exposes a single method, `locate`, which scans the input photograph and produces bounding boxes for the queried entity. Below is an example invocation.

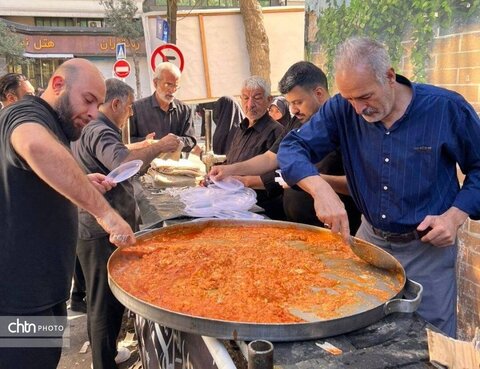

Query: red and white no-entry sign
[150,44,184,72]
[113,59,131,79]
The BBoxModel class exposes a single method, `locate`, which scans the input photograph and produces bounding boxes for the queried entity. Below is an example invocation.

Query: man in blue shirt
[277,37,480,337]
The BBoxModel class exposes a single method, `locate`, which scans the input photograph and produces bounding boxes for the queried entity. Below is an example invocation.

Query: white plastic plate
[106,160,143,183]
[210,176,244,192]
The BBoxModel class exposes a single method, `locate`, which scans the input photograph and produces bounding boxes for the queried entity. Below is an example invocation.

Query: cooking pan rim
[108,218,406,327]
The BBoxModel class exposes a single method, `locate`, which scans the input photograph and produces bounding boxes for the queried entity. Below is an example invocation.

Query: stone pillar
[457,218,480,340]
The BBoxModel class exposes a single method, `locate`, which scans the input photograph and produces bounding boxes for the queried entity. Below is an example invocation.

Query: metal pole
[122,117,131,145]
[247,340,273,369]
[204,109,213,153]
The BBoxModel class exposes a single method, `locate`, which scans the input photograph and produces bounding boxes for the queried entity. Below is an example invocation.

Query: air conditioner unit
[88,21,102,28]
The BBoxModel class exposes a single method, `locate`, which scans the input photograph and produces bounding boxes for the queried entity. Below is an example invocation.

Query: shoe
[90,347,131,368]
[69,299,87,313]
[115,346,131,364]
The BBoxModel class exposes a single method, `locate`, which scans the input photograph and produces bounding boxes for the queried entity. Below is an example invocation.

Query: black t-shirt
[130,94,196,150]
[71,113,137,239]
[269,117,302,155]
[226,113,284,164]
[0,96,77,313]
[260,117,302,196]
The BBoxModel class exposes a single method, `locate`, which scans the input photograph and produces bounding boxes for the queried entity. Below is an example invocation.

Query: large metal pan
[108,219,422,342]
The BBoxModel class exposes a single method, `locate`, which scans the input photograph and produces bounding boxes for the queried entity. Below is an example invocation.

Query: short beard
[56,91,82,141]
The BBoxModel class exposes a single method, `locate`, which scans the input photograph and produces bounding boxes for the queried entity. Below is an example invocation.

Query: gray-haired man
[71,78,180,369]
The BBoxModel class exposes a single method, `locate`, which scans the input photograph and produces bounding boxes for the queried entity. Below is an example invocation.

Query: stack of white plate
[180,177,263,219]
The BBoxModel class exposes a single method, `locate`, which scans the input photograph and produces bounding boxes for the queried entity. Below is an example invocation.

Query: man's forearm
[444,206,469,228]
[124,143,163,168]
[11,124,113,218]
[298,175,331,200]
[238,175,265,189]
[320,174,350,195]
[297,174,350,238]
[231,151,278,176]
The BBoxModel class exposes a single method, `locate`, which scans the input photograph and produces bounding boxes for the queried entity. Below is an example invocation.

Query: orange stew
[110,225,396,323]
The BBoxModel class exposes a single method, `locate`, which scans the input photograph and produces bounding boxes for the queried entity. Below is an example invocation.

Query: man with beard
[71,78,180,369]
[277,37,480,337]
[130,62,197,152]
[0,58,135,369]
[0,73,35,109]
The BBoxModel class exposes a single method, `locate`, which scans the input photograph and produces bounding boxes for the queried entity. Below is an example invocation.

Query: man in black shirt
[130,62,197,152]
[0,73,35,108]
[225,76,284,219]
[210,62,361,232]
[0,59,135,369]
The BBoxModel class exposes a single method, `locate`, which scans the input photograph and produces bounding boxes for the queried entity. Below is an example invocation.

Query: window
[7,57,65,90]
[34,18,104,28]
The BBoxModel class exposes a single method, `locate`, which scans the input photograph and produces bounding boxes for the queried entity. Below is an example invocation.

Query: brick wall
[400,24,480,113]
[457,219,480,340]
[406,28,480,339]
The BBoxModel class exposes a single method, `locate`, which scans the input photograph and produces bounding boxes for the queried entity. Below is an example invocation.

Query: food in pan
[110,224,401,323]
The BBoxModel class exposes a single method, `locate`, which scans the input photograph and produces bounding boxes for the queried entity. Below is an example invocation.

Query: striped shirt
[278,75,480,233]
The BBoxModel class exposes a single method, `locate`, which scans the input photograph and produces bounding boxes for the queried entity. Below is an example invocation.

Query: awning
[23,53,74,59]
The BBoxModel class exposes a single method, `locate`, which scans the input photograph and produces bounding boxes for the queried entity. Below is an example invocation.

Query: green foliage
[100,0,144,41]
[316,0,480,83]
[0,20,26,63]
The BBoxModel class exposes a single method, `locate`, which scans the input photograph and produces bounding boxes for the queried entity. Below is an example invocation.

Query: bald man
[0,58,135,369]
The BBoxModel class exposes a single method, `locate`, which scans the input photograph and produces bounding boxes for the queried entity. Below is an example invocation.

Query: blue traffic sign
[116,43,126,60]
[156,17,169,43]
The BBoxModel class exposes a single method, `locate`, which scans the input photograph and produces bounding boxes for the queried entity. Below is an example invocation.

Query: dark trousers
[356,218,457,337]
[77,236,125,369]
[71,255,86,302]
[0,302,66,369]
[256,190,287,221]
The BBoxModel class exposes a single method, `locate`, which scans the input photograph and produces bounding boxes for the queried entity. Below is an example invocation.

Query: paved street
[58,303,140,369]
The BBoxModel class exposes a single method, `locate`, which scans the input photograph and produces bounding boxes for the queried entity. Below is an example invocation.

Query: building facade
[0,0,151,97]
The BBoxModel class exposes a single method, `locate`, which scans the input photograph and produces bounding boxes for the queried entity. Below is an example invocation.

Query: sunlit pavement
[57,302,140,369]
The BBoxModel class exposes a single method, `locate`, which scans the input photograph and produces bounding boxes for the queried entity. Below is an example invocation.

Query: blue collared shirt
[278,75,480,233]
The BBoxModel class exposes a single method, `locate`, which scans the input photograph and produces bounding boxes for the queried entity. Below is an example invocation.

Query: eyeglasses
[162,81,180,91]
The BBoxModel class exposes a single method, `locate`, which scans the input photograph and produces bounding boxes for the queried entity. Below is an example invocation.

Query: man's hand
[95,209,136,247]
[209,164,235,181]
[233,175,249,187]
[298,175,350,241]
[126,132,157,150]
[233,175,265,189]
[155,133,181,153]
[87,173,116,194]
[417,206,468,247]
[145,132,156,141]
